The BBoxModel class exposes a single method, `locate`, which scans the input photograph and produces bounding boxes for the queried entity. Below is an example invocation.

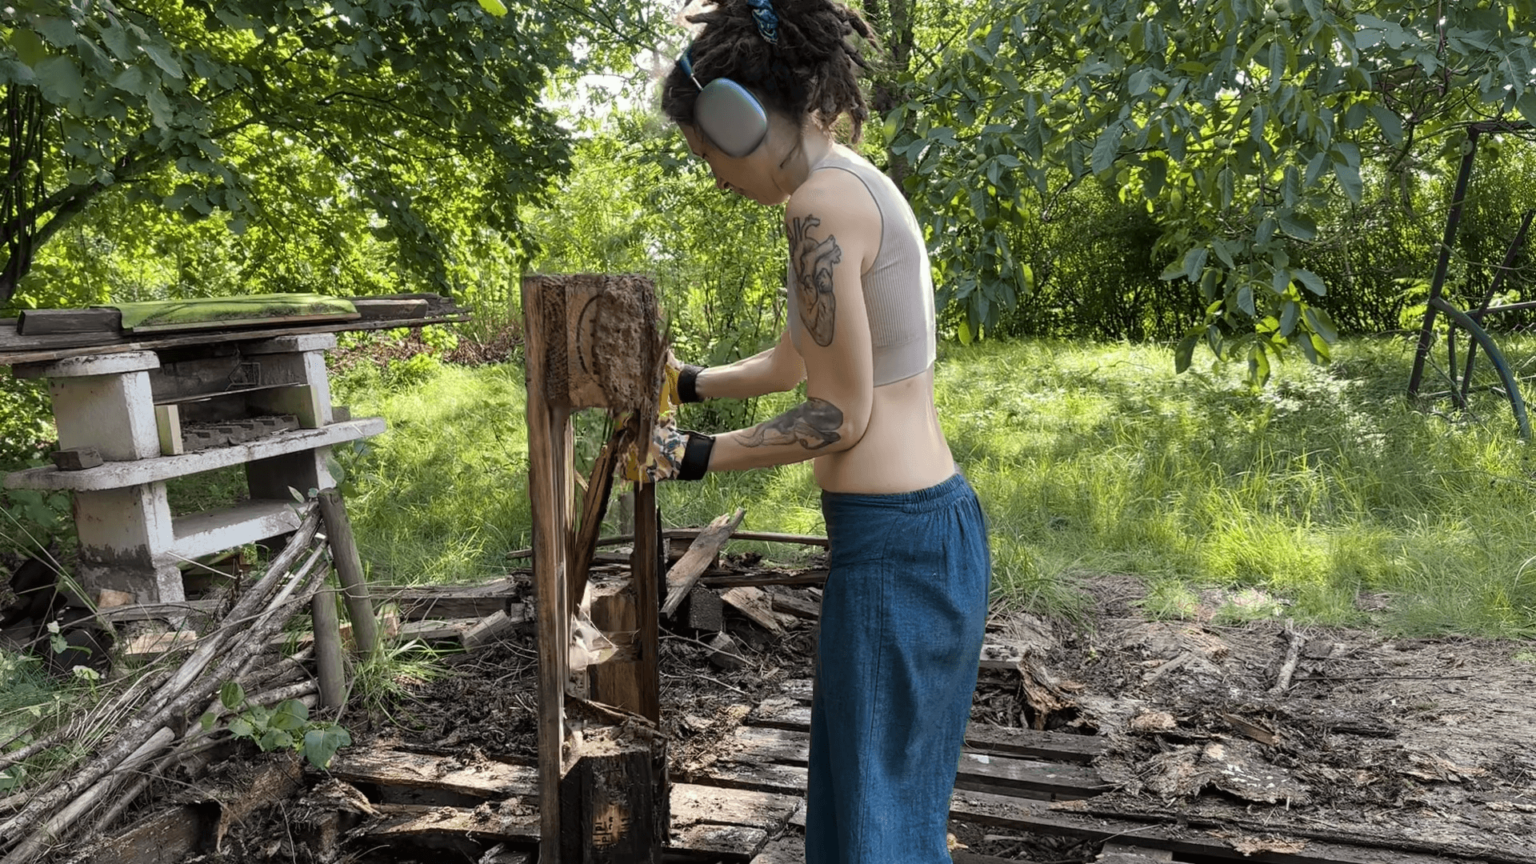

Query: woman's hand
[620,414,711,482]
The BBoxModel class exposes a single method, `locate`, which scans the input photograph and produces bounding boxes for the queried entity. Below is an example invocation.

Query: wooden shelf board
[2,418,385,491]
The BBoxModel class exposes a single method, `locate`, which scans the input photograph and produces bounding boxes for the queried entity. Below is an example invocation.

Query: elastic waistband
[820,469,971,515]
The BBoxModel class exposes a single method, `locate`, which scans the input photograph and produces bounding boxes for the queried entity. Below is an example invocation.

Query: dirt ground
[104,572,1536,862]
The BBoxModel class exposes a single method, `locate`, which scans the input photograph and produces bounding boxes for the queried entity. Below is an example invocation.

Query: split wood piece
[395,578,518,620]
[719,586,783,636]
[767,589,819,621]
[155,405,183,456]
[559,731,666,862]
[661,509,746,616]
[395,607,528,649]
[522,275,575,863]
[1097,843,1174,864]
[327,748,539,800]
[949,792,1491,864]
[16,308,122,336]
[312,589,346,709]
[589,578,656,716]
[463,610,522,652]
[1271,619,1307,694]
[628,483,662,723]
[318,489,380,659]
[209,752,306,852]
[567,422,634,620]
[698,569,828,589]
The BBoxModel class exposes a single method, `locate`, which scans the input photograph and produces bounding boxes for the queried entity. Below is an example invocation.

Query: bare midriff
[812,365,954,494]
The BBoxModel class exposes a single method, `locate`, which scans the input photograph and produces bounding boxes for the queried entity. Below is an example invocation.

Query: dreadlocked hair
[663,0,879,144]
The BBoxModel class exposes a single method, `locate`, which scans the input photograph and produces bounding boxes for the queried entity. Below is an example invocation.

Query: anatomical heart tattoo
[788,215,842,347]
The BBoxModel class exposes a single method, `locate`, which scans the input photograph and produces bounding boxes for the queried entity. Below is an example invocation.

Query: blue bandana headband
[747,0,779,44]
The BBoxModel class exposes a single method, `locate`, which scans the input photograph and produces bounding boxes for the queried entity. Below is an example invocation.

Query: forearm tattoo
[739,398,844,450]
[788,215,841,347]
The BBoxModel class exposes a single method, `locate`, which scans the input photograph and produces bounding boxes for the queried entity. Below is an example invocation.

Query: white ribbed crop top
[786,150,936,386]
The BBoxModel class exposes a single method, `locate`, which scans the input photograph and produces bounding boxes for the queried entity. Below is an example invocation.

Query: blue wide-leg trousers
[805,471,992,863]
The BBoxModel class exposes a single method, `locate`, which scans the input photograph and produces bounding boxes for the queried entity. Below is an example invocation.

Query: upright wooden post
[523,278,573,863]
[317,489,379,660]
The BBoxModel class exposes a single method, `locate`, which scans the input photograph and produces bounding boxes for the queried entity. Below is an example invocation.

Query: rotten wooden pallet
[709,726,1108,801]
[747,699,1106,765]
[392,579,520,620]
[326,748,538,803]
[947,791,1517,864]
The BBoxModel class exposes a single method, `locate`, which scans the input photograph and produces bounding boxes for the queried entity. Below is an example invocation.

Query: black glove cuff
[678,365,707,403]
[677,432,714,481]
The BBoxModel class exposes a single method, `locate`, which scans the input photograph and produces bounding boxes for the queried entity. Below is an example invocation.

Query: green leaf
[1237,283,1257,317]
[99,23,133,61]
[200,711,218,732]
[1143,158,1166,199]
[259,729,294,751]
[1181,247,1208,283]
[1271,268,1291,295]
[957,318,973,345]
[1175,333,1198,373]
[111,65,150,96]
[35,17,79,49]
[8,28,49,66]
[34,56,84,103]
[1091,122,1120,175]
[220,681,246,711]
[1304,307,1338,342]
[1280,301,1300,336]
[141,42,183,80]
[1517,91,1536,126]
[1335,162,1362,203]
[228,718,254,739]
[1128,68,1155,96]
[1370,104,1404,145]
[1293,268,1326,296]
[1278,211,1317,240]
[477,0,509,15]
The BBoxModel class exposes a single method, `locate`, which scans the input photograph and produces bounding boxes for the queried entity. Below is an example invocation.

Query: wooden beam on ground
[698,570,827,589]
[17,307,122,336]
[393,578,519,620]
[661,509,746,616]
[328,749,538,799]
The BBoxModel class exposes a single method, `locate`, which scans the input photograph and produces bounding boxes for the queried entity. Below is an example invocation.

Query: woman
[646,0,992,860]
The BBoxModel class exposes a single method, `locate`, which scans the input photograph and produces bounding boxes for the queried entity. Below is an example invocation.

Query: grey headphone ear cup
[695,79,769,158]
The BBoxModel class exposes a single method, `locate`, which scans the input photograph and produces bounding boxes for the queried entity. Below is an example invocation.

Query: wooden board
[668,782,801,834]
[0,312,470,367]
[327,749,539,799]
[748,835,804,864]
[746,696,1106,764]
[690,761,808,797]
[662,509,746,615]
[947,792,1492,864]
[668,824,769,859]
[698,569,828,589]
[394,578,519,620]
[953,751,1110,799]
[74,804,213,864]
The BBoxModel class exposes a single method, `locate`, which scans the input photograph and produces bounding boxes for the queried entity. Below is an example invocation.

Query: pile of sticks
[0,504,334,864]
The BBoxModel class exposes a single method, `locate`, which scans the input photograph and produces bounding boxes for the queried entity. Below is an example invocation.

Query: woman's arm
[705,171,876,473]
[690,329,805,400]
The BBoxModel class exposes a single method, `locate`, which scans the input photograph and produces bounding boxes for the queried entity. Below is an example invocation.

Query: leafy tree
[887,0,1536,376]
[0,0,661,308]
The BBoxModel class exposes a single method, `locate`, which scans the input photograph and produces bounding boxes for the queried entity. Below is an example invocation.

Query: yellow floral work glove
[620,414,713,483]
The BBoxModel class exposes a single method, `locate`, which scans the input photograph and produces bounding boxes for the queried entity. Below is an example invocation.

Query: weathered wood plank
[746,695,1105,765]
[75,804,212,864]
[0,312,470,367]
[668,782,800,834]
[698,569,829,589]
[690,761,807,797]
[948,792,1497,864]
[167,499,304,560]
[953,751,1110,799]
[328,749,539,799]
[361,802,540,846]
[350,299,429,320]
[15,307,123,335]
[720,586,783,635]
[521,275,571,863]
[670,824,769,859]
[767,589,819,620]
[3,419,384,491]
[1097,843,1175,863]
[748,835,804,864]
[631,483,662,723]
[662,509,746,616]
[394,578,519,620]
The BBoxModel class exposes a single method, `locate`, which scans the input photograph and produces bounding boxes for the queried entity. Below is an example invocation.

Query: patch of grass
[336,335,1536,637]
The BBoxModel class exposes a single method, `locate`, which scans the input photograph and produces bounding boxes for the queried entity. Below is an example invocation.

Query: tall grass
[333,337,1536,638]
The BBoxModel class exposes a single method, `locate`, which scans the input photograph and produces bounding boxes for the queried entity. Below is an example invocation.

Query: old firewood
[720,586,784,636]
[318,489,379,659]
[661,509,746,616]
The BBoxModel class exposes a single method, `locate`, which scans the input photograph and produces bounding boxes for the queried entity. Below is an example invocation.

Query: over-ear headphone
[675,0,781,159]
[677,47,769,159]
